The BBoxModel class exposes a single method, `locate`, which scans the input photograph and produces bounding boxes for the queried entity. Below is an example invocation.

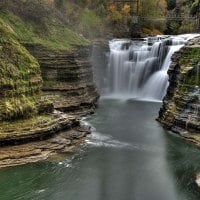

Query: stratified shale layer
[0,24,99,168]
[0,42,99,168]
[0,113,90,168]
[25,44,99,117]
[0,4,100,168]
[158,37,200,143]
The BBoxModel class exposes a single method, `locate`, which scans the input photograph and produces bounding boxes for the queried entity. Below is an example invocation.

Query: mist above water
[103,34,198,101]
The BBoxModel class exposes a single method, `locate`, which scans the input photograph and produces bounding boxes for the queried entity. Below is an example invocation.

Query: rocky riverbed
[0,121,90,168]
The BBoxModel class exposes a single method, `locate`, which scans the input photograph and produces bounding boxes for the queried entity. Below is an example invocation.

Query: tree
[190,0,200,15]
[167,0,177,10]
[121,4,130,15]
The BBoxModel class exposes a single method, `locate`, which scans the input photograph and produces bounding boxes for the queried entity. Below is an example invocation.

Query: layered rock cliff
[158,36,200,141]
[0,8,99,167]
[0,40,98,167]
[25,44,99,117]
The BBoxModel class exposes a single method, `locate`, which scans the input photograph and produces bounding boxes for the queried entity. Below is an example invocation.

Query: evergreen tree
[167,0,177,10]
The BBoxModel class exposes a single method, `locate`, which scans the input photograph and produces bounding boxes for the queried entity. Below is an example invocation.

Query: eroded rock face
[0,5,99,167]
[0,124,90,168]
[0,42,99,168]
[25,44,99,117]
[158,37,200,138]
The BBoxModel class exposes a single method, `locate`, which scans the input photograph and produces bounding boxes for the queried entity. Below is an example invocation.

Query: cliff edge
[0,2,99,168]
[158,36,200,143]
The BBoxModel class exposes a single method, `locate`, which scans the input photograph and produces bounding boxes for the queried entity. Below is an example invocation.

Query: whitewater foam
[86,131,163,153]
[103,34,199,101]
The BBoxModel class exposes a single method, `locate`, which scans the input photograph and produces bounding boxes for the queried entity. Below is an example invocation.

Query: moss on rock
[0,18,42,121]
[158,37,200,135]
[0,12,89,51]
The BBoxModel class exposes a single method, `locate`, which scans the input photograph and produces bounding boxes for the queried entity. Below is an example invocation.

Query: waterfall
[104,34,199,101]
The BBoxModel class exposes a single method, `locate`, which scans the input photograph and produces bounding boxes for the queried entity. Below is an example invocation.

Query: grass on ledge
[0,12,90,51]
[0,115,55,135]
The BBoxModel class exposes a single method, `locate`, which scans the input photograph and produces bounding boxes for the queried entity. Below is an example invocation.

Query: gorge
[1,1,200,199]
[0,4,200,200]
[100,34,200,138]
[102,34,199,101]
[1,34,200,200]
[0,35,200,197]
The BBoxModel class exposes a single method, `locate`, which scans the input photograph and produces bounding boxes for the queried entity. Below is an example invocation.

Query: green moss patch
[78,9,103,38]
[179,47,200,88]
[0,18,42,121]
[180,47,200,65]
[0,115,53,135]
[0,12,89,50]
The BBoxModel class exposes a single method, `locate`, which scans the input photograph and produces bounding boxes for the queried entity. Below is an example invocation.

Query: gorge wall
[25,44,99,117]
[158,36,200,141]
[0,7,99,167]
[0,40,99,167]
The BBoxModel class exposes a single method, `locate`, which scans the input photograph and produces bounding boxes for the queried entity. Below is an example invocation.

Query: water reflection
[164,133,200,199]
[0,100,200,200]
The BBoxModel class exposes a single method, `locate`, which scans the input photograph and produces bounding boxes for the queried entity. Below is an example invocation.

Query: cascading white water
[104,34,199,101]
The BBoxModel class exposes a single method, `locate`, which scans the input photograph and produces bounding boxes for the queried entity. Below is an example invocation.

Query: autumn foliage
[106,1,132,34]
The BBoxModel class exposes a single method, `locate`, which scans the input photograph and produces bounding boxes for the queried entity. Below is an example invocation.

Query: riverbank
[0,5,99,168]
[3,99,199,200]
[0,44,98,167]
[158,36,200,142]
[0,4,199,169]
[0,40,98,168]
[0,119,90,168]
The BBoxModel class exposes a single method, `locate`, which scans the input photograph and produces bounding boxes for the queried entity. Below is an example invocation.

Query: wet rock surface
[0,44,99,168]
[158,36,200,142]
[0,111,77,146]
[0,124,90,168]
[25,44,99,117]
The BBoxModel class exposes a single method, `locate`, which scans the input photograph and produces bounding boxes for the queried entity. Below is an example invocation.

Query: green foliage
[62,1,106,38]
[79,9,103,38]
[166,0,177,10]
[0,18,42,121]
[0,96,38,121]
[0,0,96,121]
[180,48,200,64]
[73,0,107,10]
[0,114,54,135]
[165,20,182,34]
[0,12,89,50]
[180,48,200,87]
[108,10,123,23]
[190,0,200,15]
[0,0,51,25]
[140,0,166,33]
[165,0,199,33]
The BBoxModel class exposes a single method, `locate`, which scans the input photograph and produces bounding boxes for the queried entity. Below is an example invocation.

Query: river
[1,99,200,200]
[1,34,200,199]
